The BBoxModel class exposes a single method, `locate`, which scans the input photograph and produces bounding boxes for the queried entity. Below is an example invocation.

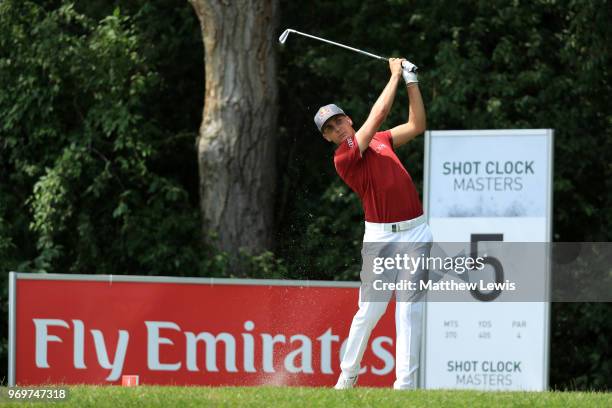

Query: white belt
[365,214,426,233]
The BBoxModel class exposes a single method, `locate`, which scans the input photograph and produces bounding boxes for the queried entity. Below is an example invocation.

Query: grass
[1,386,610,407]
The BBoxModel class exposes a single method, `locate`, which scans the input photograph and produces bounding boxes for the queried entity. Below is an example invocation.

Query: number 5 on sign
[469,234,504,302]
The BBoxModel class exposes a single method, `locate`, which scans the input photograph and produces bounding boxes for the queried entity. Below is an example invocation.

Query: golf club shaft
[288,30,388,62]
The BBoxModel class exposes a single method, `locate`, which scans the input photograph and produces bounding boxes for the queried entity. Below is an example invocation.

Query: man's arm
[355,58,403,154]
[389,82,426,149]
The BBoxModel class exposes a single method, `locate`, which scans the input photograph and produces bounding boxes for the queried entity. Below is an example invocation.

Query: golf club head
[278,29,293,44]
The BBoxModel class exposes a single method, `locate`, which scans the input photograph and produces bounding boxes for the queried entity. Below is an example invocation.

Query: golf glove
[401,60,418,86]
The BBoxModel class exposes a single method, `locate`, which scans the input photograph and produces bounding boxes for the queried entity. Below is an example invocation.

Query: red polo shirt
[334,131,423,223]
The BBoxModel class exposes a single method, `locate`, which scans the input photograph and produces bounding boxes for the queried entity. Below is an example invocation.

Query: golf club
[278,28,417,72]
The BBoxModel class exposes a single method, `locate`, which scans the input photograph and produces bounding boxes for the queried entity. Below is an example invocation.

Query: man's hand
[389,58,404,79]
[401,60,418,86]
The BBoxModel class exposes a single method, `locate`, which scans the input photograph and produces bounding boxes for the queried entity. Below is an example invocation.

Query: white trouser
[340,218,433,389]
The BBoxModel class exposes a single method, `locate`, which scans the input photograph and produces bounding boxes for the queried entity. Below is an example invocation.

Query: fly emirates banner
[8,273,396,386]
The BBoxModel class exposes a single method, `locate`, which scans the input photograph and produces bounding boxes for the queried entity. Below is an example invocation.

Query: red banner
[10,274,396,387]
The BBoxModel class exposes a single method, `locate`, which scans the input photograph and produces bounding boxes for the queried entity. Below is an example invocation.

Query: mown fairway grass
[1,386,610,407]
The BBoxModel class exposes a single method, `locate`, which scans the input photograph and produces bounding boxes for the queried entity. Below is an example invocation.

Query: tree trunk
[190,0,278,257]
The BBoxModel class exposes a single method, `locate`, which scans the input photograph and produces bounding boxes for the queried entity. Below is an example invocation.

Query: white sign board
[422,129,553,391]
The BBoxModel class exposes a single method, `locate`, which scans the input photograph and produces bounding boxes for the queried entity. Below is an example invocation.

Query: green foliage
[551,303,612,390]
[278,179,363,281]
[0,0,203,277]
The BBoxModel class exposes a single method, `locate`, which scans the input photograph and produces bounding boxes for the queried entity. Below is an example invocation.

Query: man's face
[322,115,354,144]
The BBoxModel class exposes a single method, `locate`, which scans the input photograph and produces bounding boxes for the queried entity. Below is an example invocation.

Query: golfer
[314,58,433,390]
